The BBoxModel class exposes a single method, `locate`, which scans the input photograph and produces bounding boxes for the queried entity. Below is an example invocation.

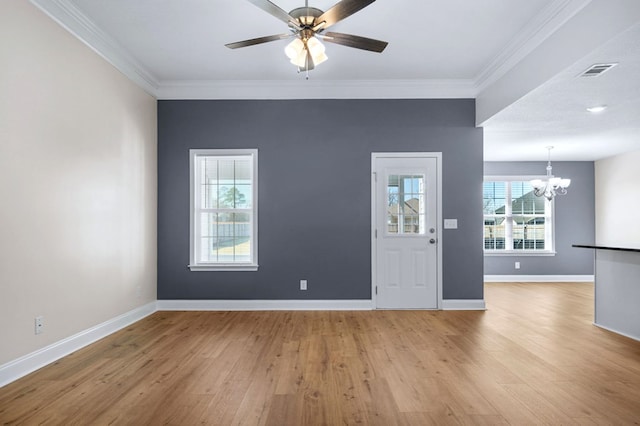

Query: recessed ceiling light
[587,105,607,113]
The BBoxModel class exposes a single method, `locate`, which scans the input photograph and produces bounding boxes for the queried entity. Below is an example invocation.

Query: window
[483,178,554,255]
[189,149,258,271]
[387,174,425,235]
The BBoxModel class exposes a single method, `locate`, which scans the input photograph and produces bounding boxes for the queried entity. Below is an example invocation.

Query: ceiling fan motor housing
[289,7,323,28]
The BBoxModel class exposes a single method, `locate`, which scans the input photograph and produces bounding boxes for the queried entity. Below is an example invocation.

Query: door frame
[371,152,443,309]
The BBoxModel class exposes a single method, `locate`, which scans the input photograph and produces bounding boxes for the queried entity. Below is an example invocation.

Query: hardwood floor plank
[501,383,579,425]
[199,378,252,425]
[264,394,298,426]
[463,414,510,425]
[452,363,543,425]
[361,378,403,426]
[2,282,640,424]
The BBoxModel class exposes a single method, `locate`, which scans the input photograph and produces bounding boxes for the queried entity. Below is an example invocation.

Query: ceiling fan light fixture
[291,52,307,67]
[311,51,328,66]
[285,38,304,60]
[287,36,327,69]
[227,0,388,76]
[306,36,328,66]
[306,36,324,55]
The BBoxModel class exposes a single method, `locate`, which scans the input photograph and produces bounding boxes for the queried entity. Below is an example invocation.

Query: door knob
[429,238,437,244]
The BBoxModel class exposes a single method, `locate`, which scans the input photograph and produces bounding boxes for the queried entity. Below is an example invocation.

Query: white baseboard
[484,275,594,282]
[157,299,374,311]
[1,296,490,388]
[0,302,157,388]
[594,322,640,342]
[442,299,486,310]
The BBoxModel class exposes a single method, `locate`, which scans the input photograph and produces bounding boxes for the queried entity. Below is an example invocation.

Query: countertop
[572,244,640,253]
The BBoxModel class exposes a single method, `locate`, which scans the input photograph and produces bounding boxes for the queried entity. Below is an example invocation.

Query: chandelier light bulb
[549,177,562,186]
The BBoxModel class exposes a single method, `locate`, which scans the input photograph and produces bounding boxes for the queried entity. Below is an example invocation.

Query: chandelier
[530,146,571,201]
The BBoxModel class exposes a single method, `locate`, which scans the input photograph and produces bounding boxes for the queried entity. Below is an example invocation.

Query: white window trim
[484,175,556,256]
[188,149,258,271]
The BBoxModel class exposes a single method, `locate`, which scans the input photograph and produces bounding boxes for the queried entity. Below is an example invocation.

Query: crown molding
[29,0,160,96]
[474,0,592,92]
[156,79,478,100]
[30,0,591,101]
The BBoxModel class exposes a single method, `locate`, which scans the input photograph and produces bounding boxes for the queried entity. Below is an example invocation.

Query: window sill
[484,251,556,257]
[188,264,259,272]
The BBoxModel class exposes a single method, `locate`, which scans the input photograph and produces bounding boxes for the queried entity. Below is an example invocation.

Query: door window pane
[387,174,425,235]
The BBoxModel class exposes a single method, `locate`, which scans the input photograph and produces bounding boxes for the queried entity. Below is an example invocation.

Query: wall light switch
[300,280,307,290]
[444,219,458,229]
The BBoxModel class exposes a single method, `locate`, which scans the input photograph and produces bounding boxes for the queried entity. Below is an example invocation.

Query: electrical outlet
[515,262,521,270]
[300,279,307,290]
[35,316,44,335]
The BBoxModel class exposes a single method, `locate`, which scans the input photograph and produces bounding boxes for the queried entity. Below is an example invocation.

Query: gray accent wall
[158,99,483,300]
[484,161,595,276]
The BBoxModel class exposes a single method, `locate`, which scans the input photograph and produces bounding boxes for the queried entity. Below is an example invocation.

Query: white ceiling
[68,0,555,81]
[32,0,640,161]
[483,22,640,161]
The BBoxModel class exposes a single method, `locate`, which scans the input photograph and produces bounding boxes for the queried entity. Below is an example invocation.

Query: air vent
[579,63,618,77]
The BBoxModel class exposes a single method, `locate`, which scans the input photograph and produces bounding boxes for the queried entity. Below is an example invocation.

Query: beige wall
[0,1,157,365]
[595,149,640,246]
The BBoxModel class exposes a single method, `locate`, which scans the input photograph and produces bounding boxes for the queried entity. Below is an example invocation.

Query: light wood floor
[2,283,640,425]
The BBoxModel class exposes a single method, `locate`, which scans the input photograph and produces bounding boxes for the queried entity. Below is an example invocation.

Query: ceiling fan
[225,0,388,74]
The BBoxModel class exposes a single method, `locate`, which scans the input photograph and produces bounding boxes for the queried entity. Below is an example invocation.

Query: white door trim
[371,152,443,309]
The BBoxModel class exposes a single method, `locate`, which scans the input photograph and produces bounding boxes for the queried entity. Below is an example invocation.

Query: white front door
[372,153,440,309]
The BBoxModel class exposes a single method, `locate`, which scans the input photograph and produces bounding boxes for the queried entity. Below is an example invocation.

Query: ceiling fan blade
[316,0,376,29]
[323,32,388,52]
[247,0,300,28]
[225,33,292,49]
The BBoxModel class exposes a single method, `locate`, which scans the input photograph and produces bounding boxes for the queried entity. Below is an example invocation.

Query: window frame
[189,149,258,271]
[484,175,556,257]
